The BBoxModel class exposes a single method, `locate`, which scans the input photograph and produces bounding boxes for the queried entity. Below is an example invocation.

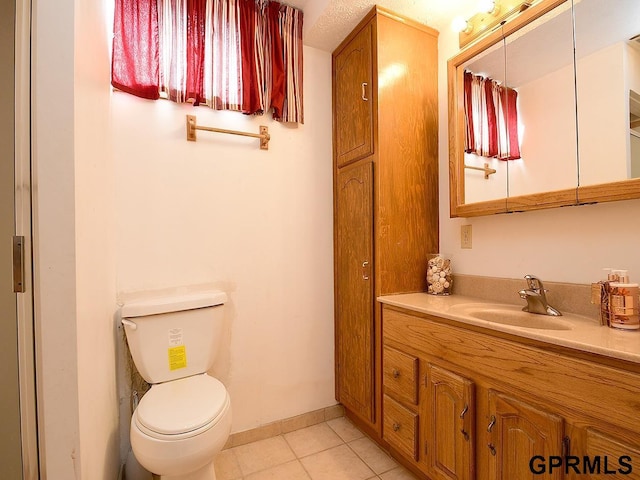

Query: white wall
[513,62,578,196]
[439,26,640,286]
[32,0,82,477]
[577,43,628,185]
[463,153,508,204]
[628,43,640,94]
[112,46,335,433]
[74,0,119,477]
[32,0,119,478]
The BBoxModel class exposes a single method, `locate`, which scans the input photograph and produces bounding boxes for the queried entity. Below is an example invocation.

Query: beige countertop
[378,292,640,365]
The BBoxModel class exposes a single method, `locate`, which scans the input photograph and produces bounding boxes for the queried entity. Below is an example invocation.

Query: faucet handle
[524,274,544,292]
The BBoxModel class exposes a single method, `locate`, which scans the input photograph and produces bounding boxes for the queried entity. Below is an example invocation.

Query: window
[464,70,520,160]
[112,0,304,123]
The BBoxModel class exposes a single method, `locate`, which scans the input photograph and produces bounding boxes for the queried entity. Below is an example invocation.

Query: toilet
[121,291,232,480]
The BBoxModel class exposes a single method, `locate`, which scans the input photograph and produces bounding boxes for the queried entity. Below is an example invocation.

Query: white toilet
[121,291,232,480]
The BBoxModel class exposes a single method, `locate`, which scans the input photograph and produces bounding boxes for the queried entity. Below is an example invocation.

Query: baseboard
[224,404,345,449]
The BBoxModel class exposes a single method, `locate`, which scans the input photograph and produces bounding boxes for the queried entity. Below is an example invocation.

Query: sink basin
[448,303,573,331]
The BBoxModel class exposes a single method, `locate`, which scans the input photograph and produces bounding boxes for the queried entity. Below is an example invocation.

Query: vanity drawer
[383,394,419,460]
[383,346,419,405]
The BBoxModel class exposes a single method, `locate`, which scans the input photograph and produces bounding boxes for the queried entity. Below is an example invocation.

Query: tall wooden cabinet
[332,7,439,433]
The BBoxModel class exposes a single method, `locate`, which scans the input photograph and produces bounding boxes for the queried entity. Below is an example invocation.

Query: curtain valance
[112,0,304,124]
[464,70,520,160]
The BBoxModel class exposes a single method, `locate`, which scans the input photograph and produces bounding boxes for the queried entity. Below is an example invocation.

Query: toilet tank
[121,291,227,384]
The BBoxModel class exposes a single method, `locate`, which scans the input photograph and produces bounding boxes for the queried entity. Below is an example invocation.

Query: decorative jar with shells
[427,254,452,295]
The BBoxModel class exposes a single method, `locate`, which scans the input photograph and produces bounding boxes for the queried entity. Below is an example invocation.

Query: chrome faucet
[518,275,562,316]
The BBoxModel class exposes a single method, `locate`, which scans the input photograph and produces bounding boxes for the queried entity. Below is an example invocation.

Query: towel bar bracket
[186,114,270,150]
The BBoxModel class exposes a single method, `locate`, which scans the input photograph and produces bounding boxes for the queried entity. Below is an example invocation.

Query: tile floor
[214,417,420,480]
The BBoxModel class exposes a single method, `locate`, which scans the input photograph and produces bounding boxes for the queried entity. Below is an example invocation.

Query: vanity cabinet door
[425,364,475,480]
[335,162,374,422]
[567,428,640,480]
[487,390,564,480]
[333,22,374,168]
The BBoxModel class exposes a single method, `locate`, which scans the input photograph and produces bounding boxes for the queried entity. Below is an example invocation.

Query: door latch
[13,236,25,293]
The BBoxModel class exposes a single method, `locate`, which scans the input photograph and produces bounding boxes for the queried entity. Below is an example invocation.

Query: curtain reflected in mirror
[460,40,509,205]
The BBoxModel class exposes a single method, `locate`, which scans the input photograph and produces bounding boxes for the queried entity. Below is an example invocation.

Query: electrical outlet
[461,224,472,249]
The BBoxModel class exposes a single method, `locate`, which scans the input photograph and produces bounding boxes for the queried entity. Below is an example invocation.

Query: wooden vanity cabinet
[381,305,640,480]
[333,6,439,434]
[382,337,475,479]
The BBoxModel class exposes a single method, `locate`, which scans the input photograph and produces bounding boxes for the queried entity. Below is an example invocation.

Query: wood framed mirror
[448,0,640,217]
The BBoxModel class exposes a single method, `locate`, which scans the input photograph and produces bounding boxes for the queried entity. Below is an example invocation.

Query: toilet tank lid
[121,291,227,318]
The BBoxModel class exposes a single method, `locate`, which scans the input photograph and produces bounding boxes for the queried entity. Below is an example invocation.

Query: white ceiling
[288,0,481,52]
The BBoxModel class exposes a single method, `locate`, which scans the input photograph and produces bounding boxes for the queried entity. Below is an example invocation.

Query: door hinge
[13,235,25,293]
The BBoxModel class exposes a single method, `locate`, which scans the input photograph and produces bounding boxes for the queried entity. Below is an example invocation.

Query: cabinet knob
[392,423,401,432]
[392,369,401,379]
[488,443,497,456]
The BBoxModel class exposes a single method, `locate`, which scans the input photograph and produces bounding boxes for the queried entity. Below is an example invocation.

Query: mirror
[574,0,640,187]
[448,0,640,217]
[502,2,577,200]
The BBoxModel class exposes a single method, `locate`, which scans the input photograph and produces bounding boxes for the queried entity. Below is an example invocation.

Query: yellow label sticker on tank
[168,345,187,371]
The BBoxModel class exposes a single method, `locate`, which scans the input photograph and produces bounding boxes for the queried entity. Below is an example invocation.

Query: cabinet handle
[459,404,470,440]
[392,423,401,432]
[562,436,571,457]
[487,415,496,432]
[361,82,368,101]
[392,369,401,379]
[362,261,370,280]
[488,443,497,456]
[459,404,469,419]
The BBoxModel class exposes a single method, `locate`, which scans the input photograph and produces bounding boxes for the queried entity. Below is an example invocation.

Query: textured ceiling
[288,0,481,52]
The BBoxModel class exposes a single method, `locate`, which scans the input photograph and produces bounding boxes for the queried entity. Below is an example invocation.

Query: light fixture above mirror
[453,0,534,48]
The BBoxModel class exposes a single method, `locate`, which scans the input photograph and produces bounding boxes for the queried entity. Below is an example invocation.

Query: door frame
[15,1,39,478]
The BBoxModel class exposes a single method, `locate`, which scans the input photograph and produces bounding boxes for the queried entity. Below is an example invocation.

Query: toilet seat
[134,374,229,441]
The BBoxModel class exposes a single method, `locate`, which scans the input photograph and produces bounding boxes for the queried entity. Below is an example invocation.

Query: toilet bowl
[130,374,231,479]
[121,291,231,479]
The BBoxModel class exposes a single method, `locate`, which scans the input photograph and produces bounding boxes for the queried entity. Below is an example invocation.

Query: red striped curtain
[464,70,520,160]
[112,0,160,100]
[112,0,304,123]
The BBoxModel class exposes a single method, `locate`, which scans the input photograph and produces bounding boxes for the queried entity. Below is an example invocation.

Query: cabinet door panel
[426,364,475,480]
[334,24,374,168]
[568,428,640,479]
[487,391,564,480]
[335,162,374,421]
